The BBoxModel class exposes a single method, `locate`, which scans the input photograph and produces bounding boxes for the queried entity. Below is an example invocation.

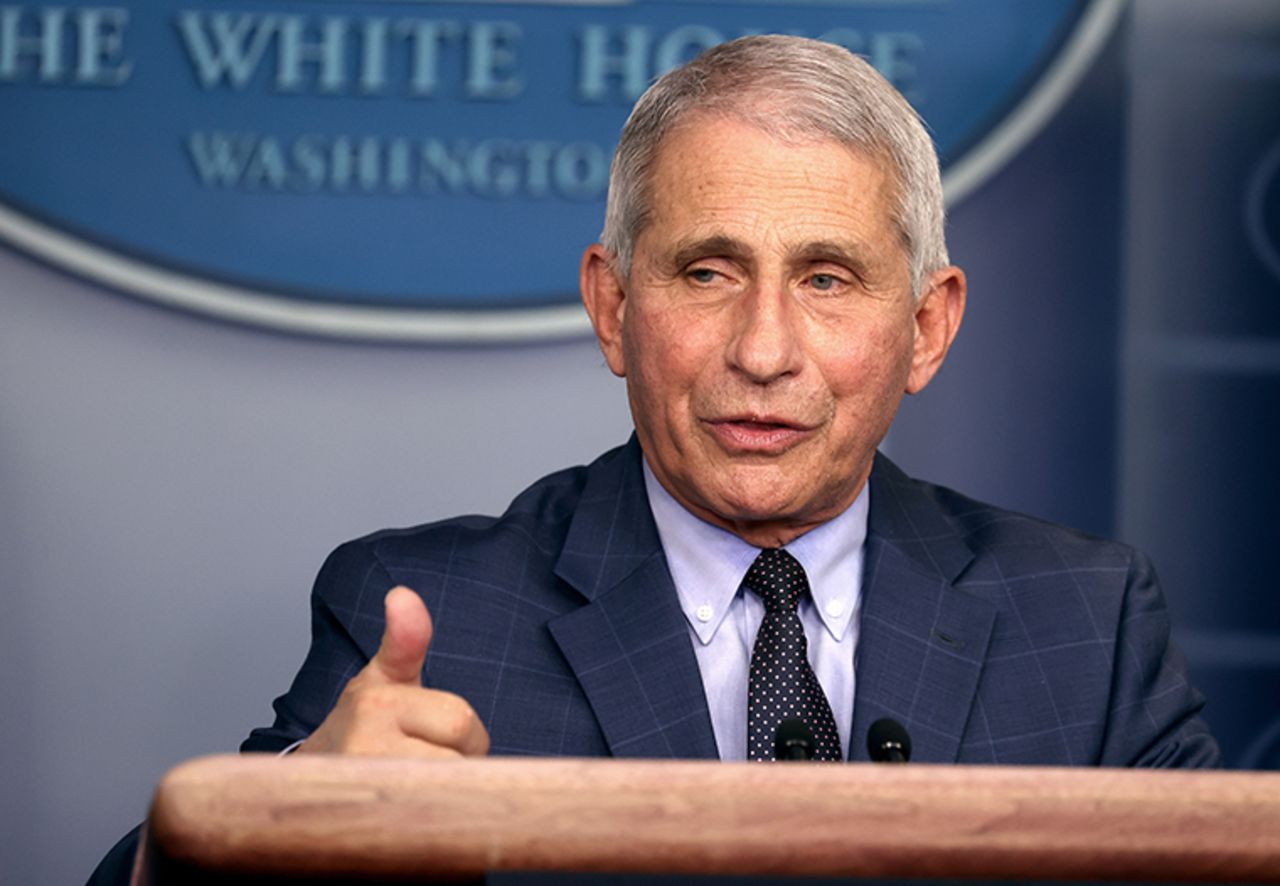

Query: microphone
[774,718,815,760]
[867,718,912,763]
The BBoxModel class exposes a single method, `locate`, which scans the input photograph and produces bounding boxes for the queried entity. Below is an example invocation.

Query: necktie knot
[743,548,806,614]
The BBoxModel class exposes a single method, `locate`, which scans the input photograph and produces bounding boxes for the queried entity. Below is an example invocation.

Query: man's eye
[688,268,718,284]
[809,273,840,291]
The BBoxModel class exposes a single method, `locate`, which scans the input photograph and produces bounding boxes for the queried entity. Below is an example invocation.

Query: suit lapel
[549,439,719,760]
[850,454,996,763]
[546,444,995,763]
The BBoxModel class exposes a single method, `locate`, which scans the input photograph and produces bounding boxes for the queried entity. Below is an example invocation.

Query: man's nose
[726,282,805,384]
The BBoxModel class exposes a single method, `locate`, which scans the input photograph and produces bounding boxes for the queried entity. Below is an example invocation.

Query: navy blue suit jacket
[244,439,1218,766]
[91,439,1219,884]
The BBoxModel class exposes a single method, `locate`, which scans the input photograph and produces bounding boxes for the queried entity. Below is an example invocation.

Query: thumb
[368,586,432,685]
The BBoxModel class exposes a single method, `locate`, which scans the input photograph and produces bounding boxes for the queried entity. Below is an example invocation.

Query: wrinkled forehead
[644,111,908,245]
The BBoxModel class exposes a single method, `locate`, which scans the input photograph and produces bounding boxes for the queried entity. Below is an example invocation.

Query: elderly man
[91,30,1217,886]
[246,35,1216,768]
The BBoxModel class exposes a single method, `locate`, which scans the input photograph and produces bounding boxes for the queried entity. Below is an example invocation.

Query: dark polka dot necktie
[744,548,843,762]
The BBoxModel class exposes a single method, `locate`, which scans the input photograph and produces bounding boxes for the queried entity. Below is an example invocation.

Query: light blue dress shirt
[642,461,868,761]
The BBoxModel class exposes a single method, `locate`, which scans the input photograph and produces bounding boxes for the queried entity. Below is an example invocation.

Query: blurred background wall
[1,1,1277,882]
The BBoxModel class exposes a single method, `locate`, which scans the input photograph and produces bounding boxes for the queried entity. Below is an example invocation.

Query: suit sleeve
[1099,548,1221,768]
[240,541,393,753]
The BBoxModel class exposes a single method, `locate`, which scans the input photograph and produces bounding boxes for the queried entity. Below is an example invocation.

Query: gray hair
[600,34,948,298]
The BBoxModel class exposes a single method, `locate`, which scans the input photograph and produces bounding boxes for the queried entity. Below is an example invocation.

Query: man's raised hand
[297,586,490,757]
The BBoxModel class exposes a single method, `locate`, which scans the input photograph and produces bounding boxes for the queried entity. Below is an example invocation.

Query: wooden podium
[137,755,1280,884]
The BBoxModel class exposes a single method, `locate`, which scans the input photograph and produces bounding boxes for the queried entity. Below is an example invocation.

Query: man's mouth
[704,415,816,453]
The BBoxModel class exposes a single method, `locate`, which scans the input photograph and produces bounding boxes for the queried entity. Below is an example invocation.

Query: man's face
[583,116,963,546]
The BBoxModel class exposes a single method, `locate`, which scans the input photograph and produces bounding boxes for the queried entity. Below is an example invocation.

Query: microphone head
[774,718,815,761]
[867,717,912,763]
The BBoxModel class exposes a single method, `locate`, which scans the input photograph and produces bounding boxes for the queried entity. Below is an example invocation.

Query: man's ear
[580,243,628,378]
[905,265,966,395]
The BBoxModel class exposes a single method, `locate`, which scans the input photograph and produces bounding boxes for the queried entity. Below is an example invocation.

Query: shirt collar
[642,459,869,646]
